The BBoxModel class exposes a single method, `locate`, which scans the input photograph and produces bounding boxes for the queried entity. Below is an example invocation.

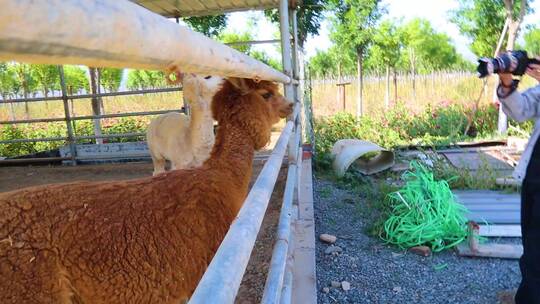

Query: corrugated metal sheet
[454,190,521,224]
[131,0,281,17]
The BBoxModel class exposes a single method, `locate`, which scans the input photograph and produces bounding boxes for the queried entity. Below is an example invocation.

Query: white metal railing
[261,144,302,304]
[0,0,290,83]
[189,121,294,304]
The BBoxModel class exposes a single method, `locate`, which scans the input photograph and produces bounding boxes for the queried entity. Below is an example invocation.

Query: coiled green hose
[381,161,468,252]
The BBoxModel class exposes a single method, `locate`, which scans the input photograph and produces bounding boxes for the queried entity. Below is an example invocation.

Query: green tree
[450,0,507,57]
[31,64,59,98]
[329,0,384,116]
[63,65,89,94]
[126,70,166,89]
[99,68,123,92]
[451,0,532,56]
[309,49,337,78]
[0,63,16,100]
[183,15,228,37]
[264,0,328,48]
[219,31,254,54]
[370,19,402,107]
[524,25,540,56]
[219,30,282,70]
[0,63,17,119]
[251,50,282,70]
[399,18,459,73]
[12,63,37,118]
[126,70,143,90]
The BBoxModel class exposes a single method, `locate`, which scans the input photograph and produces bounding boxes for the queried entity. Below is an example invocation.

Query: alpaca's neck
[189,103,214,144]
[205,123,255,211]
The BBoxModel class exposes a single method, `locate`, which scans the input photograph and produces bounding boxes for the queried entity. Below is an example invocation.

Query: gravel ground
[314,177,521,304]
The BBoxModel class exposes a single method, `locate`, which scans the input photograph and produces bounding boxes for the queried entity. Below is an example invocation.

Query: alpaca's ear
[227,78,250,95]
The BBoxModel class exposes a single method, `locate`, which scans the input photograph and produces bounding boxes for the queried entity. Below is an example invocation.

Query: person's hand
[526,57,540,83]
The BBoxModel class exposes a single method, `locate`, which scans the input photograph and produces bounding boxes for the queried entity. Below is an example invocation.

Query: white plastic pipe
[189,122,294,304]
[0,0,290,83]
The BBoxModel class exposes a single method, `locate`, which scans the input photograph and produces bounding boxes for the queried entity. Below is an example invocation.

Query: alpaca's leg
[151,155,167,176]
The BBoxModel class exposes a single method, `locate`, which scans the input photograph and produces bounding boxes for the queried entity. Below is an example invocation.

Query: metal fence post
[279,0,298,167]
[58,65,77,165]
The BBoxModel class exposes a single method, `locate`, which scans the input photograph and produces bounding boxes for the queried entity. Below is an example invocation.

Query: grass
[311,72,538,118]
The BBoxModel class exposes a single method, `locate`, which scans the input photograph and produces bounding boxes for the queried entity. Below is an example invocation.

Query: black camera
[477,50,540,78]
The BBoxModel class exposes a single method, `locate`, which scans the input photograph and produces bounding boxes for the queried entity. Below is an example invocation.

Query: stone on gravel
[391,252,404,258]
[324,245,343,255]
[322,287,330,293]
[320,233,337,244]
[331,281,341,288]
[342,281,351,291]
[409,246,432,257]
[393,286,402,293]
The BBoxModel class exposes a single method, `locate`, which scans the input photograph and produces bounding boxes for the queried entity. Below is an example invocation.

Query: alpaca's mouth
[280,103,294,117]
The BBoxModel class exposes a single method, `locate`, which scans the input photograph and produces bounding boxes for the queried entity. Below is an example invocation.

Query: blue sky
[225,0,540,61]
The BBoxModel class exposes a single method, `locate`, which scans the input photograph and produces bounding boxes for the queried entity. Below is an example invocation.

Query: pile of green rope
[381,161,468,252]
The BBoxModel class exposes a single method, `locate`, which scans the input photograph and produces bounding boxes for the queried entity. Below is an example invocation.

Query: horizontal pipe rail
[73,132,146,140]
[0,117,66,125]
[0,136,68,144]
[0,157,70,164]
[280,269,294,304]
[0,132,147,145]
[0,87,182,104]
[70,109,182,121]
[189,122,294,304]
[63,87,182,101]
[261,163,297,304]
[0,0,290,83]
[0,109,183,125]
[225,39,281,46]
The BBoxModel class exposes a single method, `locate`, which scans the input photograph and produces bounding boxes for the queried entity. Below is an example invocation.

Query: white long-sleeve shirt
[498,83,540,182]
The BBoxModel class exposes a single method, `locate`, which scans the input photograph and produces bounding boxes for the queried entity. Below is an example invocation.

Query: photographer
[498,58,540,303]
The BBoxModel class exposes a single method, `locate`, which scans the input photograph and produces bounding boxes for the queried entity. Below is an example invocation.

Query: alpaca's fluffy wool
[0,78,293,304]
[147,74,222,175]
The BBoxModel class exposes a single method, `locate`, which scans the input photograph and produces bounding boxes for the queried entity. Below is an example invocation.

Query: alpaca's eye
[204,76,212,79]
[262,92,273,99]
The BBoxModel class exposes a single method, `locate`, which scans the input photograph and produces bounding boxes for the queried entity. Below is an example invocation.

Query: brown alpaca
[0,78,293,304]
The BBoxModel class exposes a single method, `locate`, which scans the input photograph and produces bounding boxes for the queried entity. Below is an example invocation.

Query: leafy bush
[313,102,506,169]
[0,117,151,158]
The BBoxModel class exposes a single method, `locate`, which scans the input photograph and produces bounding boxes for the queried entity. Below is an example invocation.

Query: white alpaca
[147,74,223,175]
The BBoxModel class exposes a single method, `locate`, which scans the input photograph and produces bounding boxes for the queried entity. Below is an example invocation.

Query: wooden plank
[479,225,521,237]
[457,242,523,259]
[292,156,317,304]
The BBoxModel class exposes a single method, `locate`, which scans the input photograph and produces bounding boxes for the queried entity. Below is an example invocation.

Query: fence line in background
[0,87,182,104]
[311,70,475,85]
[0,82,184,163]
